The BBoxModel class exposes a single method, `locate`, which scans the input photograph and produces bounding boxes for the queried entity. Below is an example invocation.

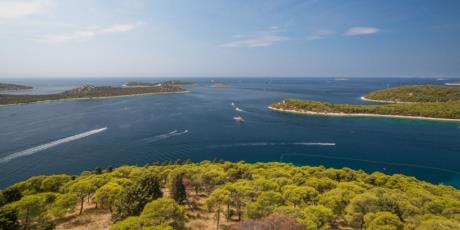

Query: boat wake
[213,142,336,148]
[144,130,189,143]
[279,153,460,175]
[294,142,336,146]
[0,127,108,164]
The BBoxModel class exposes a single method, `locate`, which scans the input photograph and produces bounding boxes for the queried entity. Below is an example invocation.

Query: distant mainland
[270,85,460,122]
[0,81,191,106]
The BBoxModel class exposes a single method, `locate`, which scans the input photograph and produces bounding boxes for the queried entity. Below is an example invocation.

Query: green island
[125,80,193,87]
[210,83,227,88]
[363,85,460,103]
[0,82,189,106]
[270,85,460,121]
[1,161,459,230]
[0,83,33,91]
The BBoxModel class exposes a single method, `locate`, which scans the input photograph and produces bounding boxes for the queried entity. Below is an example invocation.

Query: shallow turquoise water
[0,78,459,188]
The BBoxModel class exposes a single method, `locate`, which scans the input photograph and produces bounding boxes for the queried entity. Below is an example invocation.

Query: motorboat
[233,116,245,122]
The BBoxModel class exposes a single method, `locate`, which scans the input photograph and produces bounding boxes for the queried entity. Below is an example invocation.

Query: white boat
[233,116,245,122]
[235,107,244,112]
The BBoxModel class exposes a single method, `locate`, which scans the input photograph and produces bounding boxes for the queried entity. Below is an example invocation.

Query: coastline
[445,83,460,86]
[0,90,190,107]
[360,96,413,104]
[268,106,460,122]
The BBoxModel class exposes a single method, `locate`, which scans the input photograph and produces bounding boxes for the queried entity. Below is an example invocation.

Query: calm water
[1,78,459,188]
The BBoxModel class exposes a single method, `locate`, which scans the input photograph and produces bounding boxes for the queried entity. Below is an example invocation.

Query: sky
[1,0,460,78]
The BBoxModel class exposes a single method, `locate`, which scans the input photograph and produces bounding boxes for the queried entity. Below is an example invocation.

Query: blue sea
[1,78,459,188]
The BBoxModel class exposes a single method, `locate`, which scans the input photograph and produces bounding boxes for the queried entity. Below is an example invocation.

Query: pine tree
[0,187,22,206]
[170,173,187,204]
[113,174,163,220]
[0,207,20,230]
[95,167,102,174]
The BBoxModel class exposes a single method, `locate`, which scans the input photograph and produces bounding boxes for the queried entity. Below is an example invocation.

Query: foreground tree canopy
[1,161,459,229]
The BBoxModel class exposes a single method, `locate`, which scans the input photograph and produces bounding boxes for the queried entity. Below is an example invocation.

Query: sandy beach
[268,106,460,122]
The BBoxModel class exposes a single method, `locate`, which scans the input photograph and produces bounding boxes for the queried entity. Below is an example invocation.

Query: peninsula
[0,81,189,106]
[270,85,460,121]
[0,83,32,91]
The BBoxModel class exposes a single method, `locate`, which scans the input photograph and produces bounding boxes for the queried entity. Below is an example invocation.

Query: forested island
[0,83,32,91]
[0,82,189,106]
[270,85,460,121]
[1,161,459,230]
[363,85,460,103]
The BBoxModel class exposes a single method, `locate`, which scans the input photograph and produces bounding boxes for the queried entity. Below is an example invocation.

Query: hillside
[363,85,460,103]
[1,161,459,230]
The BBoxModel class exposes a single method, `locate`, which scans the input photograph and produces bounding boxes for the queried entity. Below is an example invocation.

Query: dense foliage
[364,85,460,103]
[271,99,460,119]
[0,83,187,105]
[1,161,459,229]
[0,207,20,230]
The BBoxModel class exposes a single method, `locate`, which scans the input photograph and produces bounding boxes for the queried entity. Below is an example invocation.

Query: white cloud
[221,28,289,48]
[100,22,143,33]
[0,0,50,19]
[221,35,289,48]
[345,27,379,36]
[38,21,143,44]
[306,29,336,41]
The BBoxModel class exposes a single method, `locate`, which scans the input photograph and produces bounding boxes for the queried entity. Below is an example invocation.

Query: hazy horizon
[2,76,460,80]
[1,0,460,78]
